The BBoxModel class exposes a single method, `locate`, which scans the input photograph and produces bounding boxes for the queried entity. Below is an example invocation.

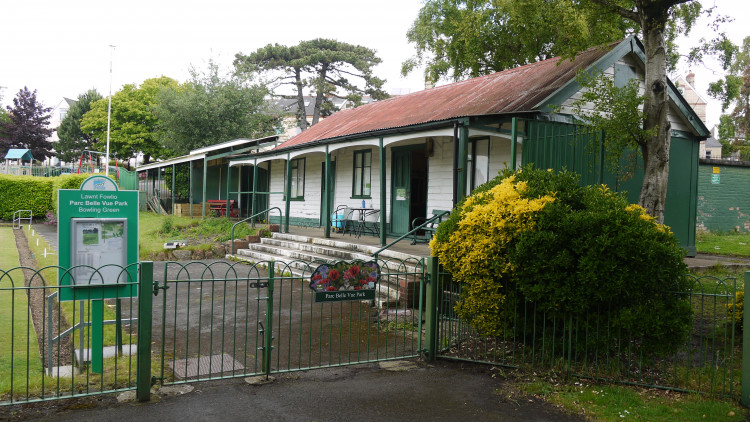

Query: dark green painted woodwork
[697,163,750,233]
[522,120,699,254]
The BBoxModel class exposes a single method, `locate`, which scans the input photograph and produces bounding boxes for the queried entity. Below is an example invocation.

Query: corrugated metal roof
[276,42,618,150]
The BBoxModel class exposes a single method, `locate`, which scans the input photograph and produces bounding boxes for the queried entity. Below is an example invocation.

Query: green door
[391,148,411,234]
[320,161,336,226]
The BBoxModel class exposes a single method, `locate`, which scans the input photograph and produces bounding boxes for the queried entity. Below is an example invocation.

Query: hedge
[0,173,102,221]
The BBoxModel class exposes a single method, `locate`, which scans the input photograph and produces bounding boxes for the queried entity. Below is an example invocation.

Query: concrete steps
[228,233,425,307]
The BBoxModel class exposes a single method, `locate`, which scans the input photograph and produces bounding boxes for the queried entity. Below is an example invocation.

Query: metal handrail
[230,207,284,254]
[371,210,450,259]
[12,209,32,229]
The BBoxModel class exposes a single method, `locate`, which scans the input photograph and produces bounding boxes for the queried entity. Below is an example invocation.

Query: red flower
[313,273,322,281]
[354,286,362,290]
[349,265,360,275]
[360,279,368,285]
[328,270,340,281]
[366,276,376,283]
[326,286,337,291]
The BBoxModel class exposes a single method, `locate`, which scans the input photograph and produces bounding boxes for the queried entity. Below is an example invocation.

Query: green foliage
[728,289,744,331]
[162,164,191,202]
[56,89,103,162]
[155,60,279,155]
[402,0,632,82]
[0,174,53,220]
[235,38,389,129]
[563,71,655,179]
[709,36,750,160]
[0,87,54,159]
[81,77,178,163]
[50,173,91,212]
[432,167,692,355]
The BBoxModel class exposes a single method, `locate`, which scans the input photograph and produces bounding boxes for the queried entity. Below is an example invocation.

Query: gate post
[424,256,440,361]
[263,262,275,376]
[136,261,154,402]
[742,271,750,406]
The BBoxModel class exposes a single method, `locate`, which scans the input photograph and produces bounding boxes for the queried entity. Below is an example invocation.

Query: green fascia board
[204,145,260,161]
[536,36,709,139]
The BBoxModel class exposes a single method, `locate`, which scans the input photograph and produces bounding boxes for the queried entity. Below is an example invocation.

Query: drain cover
[169,354,244,379]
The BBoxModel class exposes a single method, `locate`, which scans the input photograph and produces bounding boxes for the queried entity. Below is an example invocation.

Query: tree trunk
[637,11,671,224]
[294,68,308,131]
[311,63,329,126]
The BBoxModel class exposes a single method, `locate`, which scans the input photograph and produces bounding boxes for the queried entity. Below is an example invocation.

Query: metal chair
[331,205,354,235]
[361,209,380,237]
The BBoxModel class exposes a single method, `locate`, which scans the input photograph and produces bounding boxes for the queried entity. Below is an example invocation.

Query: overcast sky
[1,0,748,129]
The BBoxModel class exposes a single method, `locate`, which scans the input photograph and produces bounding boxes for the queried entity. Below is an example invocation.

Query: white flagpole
[105,45,115,177]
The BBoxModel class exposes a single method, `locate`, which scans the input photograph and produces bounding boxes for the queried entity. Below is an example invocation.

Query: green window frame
[352,149,372,198]
[288,158,305,200]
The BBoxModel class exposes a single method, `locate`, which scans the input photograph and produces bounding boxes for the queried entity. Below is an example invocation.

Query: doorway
[390,145,428,235]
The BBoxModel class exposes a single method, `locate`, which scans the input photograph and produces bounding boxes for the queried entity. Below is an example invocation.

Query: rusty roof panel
[278,43,617,150]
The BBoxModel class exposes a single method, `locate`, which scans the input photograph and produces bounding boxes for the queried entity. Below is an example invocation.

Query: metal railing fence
[428,260,745,400]
[0,264,143,406]
[153,257,426,385]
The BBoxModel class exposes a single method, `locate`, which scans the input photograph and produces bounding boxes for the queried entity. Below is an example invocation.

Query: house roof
[4,149,33,161]
[272,36,709,153]
[276,40,621,150]
[705,136,722,148]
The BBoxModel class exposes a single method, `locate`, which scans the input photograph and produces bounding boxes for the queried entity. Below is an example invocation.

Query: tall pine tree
[0,87,54,160]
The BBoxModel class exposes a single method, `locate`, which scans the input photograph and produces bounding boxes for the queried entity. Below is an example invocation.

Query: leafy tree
[154,60,280,155]
[404,0,727,223]
[402,0,634,82]
[235,39,389,130]
[56,89,103,162]
[0,87,54,160]
[81,76,178,164]
[709,36,750,159]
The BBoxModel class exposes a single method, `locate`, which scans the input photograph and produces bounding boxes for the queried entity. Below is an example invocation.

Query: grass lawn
[696,231,750,257]
[517,378,746,421]
[0,227,45,398]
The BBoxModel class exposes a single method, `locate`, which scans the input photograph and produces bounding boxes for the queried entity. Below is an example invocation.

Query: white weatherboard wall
[560,55,693,133]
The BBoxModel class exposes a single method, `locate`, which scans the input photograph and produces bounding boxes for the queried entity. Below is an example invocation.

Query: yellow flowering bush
[432,166,692,355]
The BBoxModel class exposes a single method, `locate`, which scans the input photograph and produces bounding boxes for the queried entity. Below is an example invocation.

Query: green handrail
[230,207,284,254]
[371,210,449,260]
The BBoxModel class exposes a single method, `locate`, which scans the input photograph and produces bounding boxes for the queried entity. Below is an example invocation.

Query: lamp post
[105,45,115,177]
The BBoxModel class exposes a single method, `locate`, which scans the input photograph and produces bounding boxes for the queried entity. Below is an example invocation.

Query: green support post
[742,271,750,406]
[189,162,194,218]
[136,261,154,402]
[91,299,104,373]
[171,164,176,214]
[225,164,232,214]
[202,157,208,218]
[457,124,468,202]
[251,159,258,223]
[115,299,122,355]
[424,256,440,361]
[510,117,518,170]
[284,156,292,233]
[264,263,275,377]
[324,147,331,238]
[379,137,386,246]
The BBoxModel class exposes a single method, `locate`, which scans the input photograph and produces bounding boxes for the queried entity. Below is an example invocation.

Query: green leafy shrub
[0,174,54,220]
[729,289,744,331]
[431,166,692,355]
[51,173,93,212]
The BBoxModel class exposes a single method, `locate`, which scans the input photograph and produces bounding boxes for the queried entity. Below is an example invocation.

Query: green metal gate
[151,257,426,385]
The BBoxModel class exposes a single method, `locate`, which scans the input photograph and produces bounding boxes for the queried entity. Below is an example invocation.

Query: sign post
[58,175,138,373]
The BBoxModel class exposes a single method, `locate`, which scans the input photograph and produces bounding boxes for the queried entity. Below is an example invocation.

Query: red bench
[206,200,238,218]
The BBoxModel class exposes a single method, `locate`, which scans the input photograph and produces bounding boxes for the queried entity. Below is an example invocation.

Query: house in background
[47,97,77,166]
[701,135,723,159]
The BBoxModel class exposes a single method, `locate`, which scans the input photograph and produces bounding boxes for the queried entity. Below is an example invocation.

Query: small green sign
[711,174,720,184]
[310,260,380,303]
[58,176,139,301]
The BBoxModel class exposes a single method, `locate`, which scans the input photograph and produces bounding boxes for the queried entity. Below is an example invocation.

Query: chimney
[425,76,434,90]
[686,72,695,87]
